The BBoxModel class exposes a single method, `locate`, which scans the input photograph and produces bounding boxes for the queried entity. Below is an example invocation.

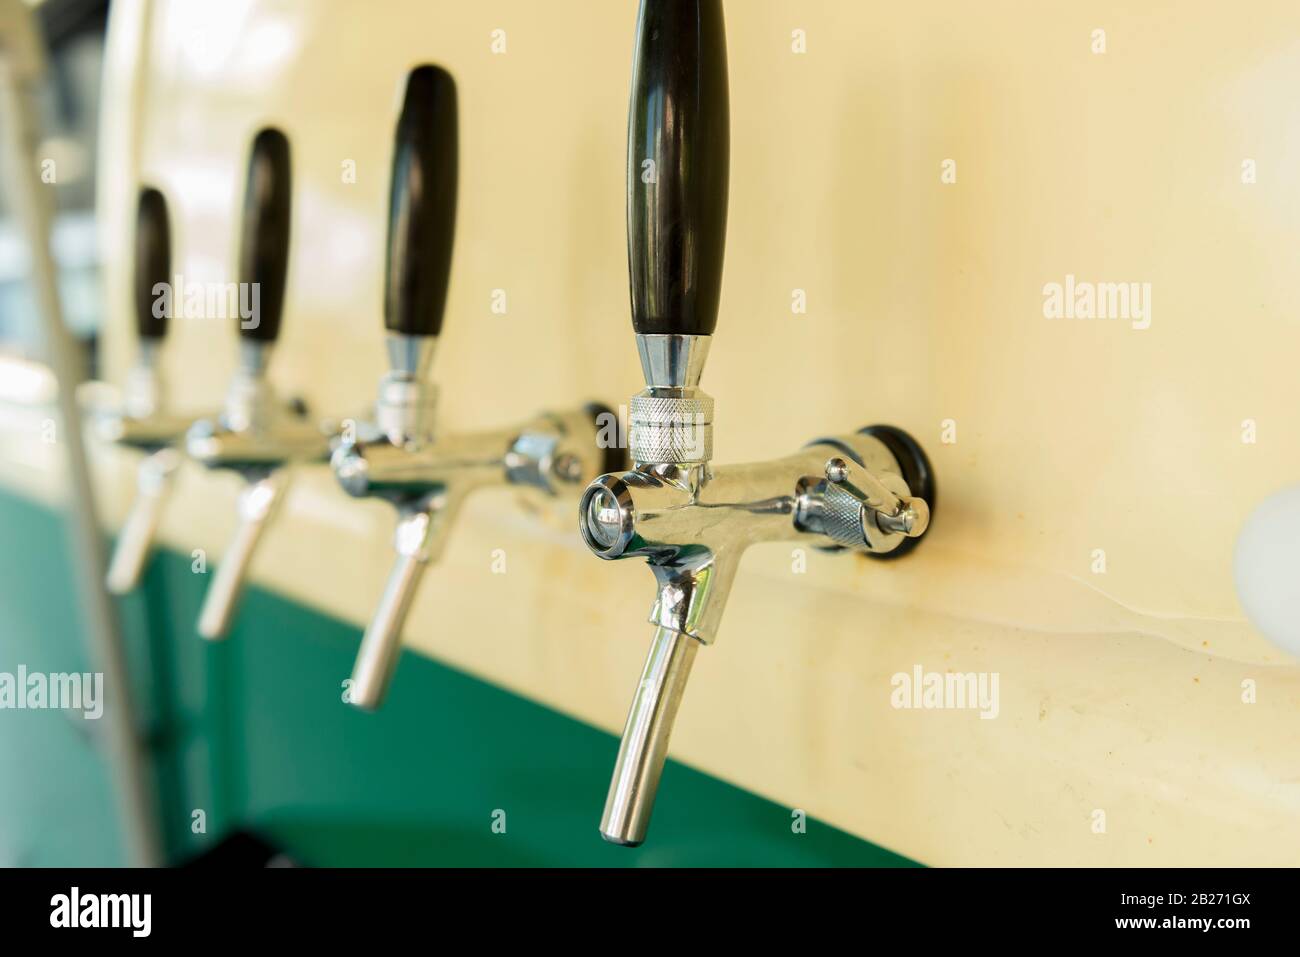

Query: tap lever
[133,187,171,343]
[628,0,729,337]
[600,625,700,846]
[347,504,442,710]
[625,0,728,465]
[237,128,292,344]
[854,424,936,559]
[823,455,927,539]
[385,65,458,339]
[197,471,288,640]
[113,187,175,422]
[105,447,181,594]
[370,66,459,447]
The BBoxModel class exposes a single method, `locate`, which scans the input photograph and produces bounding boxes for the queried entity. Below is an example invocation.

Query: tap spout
[346,502,448,710]
[106,447,181,594]
[197,470,288,640]
[600,624,701,846]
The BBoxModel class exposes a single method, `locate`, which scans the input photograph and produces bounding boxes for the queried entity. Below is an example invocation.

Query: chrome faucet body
[185,339,332,640]
[98,343,195,595]
[582,422,927,645]
[187,340,329,470]
[331,332,615,711]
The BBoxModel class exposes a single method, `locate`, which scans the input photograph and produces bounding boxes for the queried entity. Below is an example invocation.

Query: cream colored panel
[66,0,1300,864]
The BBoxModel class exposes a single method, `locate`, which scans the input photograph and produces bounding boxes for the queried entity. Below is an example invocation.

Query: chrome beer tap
[185,128,331,639]
[576,0,936,847]
[99,187,193,594]
[330,66,619,711]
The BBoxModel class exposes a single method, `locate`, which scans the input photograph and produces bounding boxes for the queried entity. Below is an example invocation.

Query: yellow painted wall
[57,0,1300,864]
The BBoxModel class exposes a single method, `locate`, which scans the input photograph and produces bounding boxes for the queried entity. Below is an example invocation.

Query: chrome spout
[346,504,441,710]
[105,447,181,595]
[600,625,701,846]
[196,471,287,640]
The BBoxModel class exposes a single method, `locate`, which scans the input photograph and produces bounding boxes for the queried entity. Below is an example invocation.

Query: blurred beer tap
[185,128,331,640]
[330,66,620,711]
[576,0,936,846]
[98,187,193,594]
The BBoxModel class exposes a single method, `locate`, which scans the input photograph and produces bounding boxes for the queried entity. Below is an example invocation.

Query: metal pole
[0,11,163,866]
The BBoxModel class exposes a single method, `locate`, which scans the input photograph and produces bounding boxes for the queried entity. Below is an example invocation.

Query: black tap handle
[133,187,171,341]
[627,0,729,337]
[236,128,292,343]
[384,65,458,337]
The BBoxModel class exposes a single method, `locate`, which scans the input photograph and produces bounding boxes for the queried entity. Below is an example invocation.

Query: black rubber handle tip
[626,0,729,337]
[133,187,171,341]
[237,128,292,343]
[384,65,458,338]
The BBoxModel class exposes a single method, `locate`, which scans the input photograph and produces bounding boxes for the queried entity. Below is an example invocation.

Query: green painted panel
[0,486,918,867]
[0,490,125,866]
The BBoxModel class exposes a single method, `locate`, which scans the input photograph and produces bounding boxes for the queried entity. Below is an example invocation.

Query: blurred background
[0,0,103,364]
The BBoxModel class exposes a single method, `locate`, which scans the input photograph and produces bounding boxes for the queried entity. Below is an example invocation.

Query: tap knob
[133,186,170,343]
[385,65,457,340]
[627,0,729,338]
[237,128,291,345]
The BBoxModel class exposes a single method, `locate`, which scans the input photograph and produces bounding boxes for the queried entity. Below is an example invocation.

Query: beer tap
[576,0,936,846]
[185,128,330,639]
[100,187,192,594]
[330,66,619,711]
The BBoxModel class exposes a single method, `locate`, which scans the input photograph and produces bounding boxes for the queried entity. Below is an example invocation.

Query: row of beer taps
[94,0,934,847]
